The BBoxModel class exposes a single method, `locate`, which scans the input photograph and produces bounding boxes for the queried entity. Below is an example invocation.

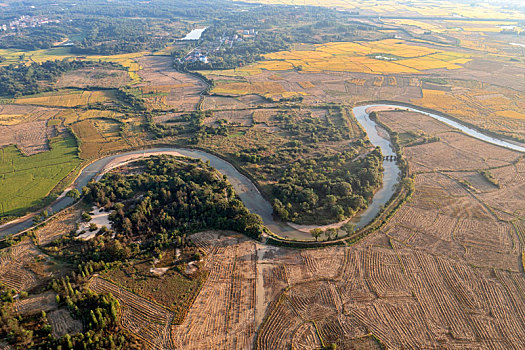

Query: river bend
[1,104,523,239]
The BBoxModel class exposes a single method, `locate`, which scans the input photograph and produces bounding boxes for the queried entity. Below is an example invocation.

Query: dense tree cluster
[70,19,169,55]
[275,107,351,143]
[272,148,383,224]
[84,156,265,241]
[0,59,119,97]
[0,284,33,346]
[0,0,234,52]
[0,278,140,349]
[0,27,67,50]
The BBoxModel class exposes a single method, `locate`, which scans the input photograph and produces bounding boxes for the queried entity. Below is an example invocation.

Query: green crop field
[0,134,81,217]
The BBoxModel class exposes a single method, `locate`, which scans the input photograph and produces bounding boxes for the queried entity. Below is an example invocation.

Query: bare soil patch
[0,120,56,155]
[13,291,57,316]
[56,68,131,89]
[136,56,206,111]
[48,308,83,338]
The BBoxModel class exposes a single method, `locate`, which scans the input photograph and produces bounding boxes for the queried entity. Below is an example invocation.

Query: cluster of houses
[1,15,60,31]
[182,28,257,64]
[184,49,209,64]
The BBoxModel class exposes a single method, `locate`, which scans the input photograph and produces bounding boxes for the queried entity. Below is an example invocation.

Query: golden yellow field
[211,81,305,99]
[244,39,471,75]
[15,90,115,107]
[298,81,315,89]
[152,46,175,56]
[495,110,525,120]
[199,67,263,78]
[412,89,525,140]
[0,114,30,126]
[382,18,521,36]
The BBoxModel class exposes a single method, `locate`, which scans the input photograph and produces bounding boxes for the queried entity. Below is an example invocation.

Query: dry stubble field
[81,108,525,348]
[1,37,524,348]
[138,110,523,348]
[136,56,207,111]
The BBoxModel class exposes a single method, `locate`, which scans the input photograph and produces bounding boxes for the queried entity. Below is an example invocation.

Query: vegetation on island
[272,148,383,224]
[83,155,266,241]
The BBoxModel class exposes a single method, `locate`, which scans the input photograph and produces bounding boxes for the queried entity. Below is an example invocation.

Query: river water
[1,104,523,239]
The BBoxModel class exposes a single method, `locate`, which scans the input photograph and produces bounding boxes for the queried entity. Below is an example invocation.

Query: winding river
[1,104,523,239]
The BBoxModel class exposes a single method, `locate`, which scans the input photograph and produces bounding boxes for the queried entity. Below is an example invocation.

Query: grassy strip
[0,133,81,218]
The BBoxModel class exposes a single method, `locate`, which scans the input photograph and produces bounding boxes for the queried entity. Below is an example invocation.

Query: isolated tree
[82,212,92,222]
[310,228,323,241]
[326,227,337,240]
[67,188,81,200]
[341,222,356,235]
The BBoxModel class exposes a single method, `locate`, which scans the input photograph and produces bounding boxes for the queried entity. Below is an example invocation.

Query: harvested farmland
[101,260,207,325]
[87,277,174,348]
[248,39,471,74]
[0,120,56,155]
[56,68,131,89]
[70,119,130,159]
[136,56,206,111]
[15,90,115,108]
[211,81,306,100]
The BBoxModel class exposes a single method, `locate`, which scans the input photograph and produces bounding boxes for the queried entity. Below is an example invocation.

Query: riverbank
[2,102,522,244]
